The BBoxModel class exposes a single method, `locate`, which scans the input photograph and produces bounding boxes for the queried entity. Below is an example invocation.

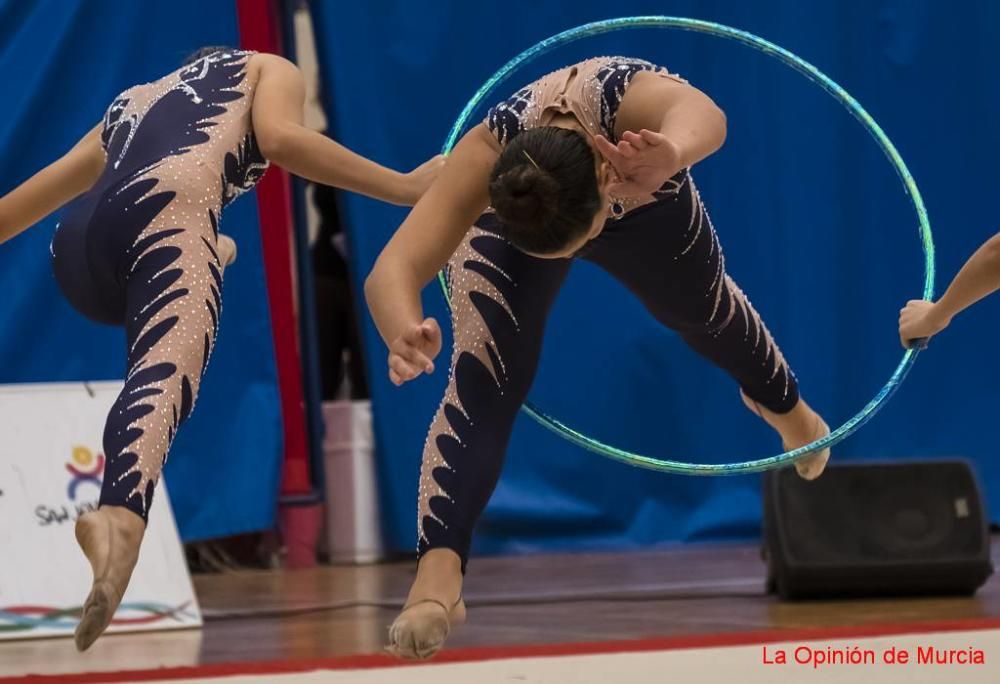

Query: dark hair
[181,46,235,67]
[488,127,601,255]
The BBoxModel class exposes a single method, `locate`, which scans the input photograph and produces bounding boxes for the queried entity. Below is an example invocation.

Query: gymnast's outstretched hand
[899,300,950,348]
[897,232,1000,349]
[402,155,447,205]
[593,129,683,197]
[387,318,442,385]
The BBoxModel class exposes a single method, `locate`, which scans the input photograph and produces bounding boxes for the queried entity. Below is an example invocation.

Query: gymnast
[900,233,1000,344]
[0,47,443,651]
[364,56,831,659]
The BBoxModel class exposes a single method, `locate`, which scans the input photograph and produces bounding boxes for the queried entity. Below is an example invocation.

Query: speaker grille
[770,461,987,565]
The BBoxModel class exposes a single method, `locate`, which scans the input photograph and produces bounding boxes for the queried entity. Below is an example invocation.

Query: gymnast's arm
[0,124,105,245]
[593,72,727,195]
[251,54,442,206]
[623,71,728,168]
[364,125,495,383]
[899,232,1000,344]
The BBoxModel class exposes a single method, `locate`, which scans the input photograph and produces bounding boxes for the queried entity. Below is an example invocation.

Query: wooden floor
[2,540,999,678]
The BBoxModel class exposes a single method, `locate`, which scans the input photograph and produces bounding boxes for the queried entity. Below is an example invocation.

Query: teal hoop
[437,16,935,475]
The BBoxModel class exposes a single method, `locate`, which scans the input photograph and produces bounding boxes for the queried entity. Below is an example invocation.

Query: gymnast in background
[900,233,1000,343]
[365,56,831,660]
[312,180,370,400]
[0,48,442,651]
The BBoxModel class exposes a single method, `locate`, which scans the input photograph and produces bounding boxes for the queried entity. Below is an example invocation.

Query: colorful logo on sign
[65,446,104,501]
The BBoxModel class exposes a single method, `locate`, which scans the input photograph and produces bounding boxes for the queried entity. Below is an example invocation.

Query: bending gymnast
[0,48,442,651]
[365,56,831,659]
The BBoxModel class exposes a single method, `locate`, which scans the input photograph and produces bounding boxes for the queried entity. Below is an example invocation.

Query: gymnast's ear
[595,157,618,193]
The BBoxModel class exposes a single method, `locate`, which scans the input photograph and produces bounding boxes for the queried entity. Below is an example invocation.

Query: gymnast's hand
[899,300,950,348]
[402,155,447,205]
[593,129,682,197]
[387,318,442,386]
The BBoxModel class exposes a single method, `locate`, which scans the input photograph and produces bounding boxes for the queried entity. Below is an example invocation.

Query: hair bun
[489,164,560,226]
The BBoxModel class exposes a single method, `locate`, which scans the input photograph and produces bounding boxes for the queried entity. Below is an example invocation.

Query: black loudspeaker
[762,460,994,600]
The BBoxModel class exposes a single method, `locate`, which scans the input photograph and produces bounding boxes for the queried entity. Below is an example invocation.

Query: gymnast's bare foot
[217,234,237,267]
[387,548,466,660]
[74,506,146,651]
[740,390,830,480]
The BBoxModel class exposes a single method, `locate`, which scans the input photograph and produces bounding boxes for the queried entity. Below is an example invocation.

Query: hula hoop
[437,16,934,475]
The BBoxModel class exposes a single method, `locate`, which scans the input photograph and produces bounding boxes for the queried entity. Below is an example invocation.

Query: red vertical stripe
[235,0,311,495]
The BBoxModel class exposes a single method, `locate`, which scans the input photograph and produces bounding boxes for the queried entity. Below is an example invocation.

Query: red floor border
[5,616,1000,683]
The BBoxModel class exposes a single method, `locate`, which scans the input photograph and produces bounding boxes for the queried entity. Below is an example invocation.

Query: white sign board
[0,382,201,640]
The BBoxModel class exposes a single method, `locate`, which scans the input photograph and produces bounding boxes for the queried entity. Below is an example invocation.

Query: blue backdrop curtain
[314,0,999,558]
[0,0,284,541]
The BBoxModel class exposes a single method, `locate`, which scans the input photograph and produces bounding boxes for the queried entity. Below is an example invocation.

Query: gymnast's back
[96,48,269,210]
[50,49,272,325]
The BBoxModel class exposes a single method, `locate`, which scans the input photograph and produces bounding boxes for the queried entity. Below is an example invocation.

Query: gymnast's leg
[581,172,829,478]
[388,214,571,659]
[73,212,233,651]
